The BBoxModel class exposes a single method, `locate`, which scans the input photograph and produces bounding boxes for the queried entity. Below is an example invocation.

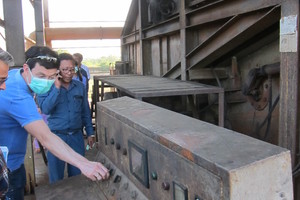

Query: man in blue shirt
[0,46,109,200]
[37,53,95,184]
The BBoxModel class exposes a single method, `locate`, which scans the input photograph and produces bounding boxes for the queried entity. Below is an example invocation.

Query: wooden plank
[24,135,35,194]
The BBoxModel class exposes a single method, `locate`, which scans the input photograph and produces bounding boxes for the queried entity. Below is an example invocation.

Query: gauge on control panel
[128,140,149,188]
[173,182,188,200]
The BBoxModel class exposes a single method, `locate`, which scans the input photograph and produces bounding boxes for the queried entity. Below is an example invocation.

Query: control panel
[97,96,293,200]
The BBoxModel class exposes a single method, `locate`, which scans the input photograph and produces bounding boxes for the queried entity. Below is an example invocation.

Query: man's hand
[87,135,95,149]
[26,121,109,182]
[80,161,109,181]
[54,70,62,89]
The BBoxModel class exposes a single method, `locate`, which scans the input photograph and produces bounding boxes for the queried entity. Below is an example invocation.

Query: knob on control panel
[113,175,122,183]
[109,168,114,176]
[110,138,115,145]
[162,182,170,190]
[106,163,111,170]
[151,172,158,180]
[195,195,203,200]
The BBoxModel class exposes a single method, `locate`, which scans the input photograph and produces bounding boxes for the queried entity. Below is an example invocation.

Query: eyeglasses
[61,68,75,74]
[0,76,8,86]
[26,56,58,64]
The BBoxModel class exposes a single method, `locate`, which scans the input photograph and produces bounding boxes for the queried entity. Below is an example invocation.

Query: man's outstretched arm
[24,120,109,181]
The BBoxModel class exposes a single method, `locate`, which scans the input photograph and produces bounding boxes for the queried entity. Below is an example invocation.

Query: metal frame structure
[120,1,300,197]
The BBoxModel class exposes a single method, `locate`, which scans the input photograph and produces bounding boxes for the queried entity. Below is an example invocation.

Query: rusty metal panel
[169,34,181,68]
[187,0,282,26]
[143,18,180,39]
[161,37,169,75]
[122,32,140,45]
[187,7,280,69]
[151,38,161,76]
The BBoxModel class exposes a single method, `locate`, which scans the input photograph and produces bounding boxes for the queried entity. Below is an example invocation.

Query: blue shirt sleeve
[10,96,42,127]
[81,86,94,136]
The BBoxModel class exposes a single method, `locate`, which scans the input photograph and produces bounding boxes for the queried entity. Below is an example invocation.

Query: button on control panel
[95,152,148,200]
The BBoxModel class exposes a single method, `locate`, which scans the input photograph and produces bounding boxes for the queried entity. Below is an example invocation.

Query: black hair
[25,46,59,70]
[73,53,83,62]
[59,53,82,81]
[76,69,83,82]
[58,53,75,64]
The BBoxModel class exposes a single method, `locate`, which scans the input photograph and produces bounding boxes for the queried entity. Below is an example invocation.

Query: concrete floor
[24,149,48,200]
[24,142,98,200]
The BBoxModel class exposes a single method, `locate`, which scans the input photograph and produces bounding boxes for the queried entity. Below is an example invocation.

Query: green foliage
[57,49,70,54]
[82,55,120,71]
[55,49,120,72]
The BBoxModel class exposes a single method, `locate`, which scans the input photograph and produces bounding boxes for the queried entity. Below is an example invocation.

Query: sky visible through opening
[1,0,132,59]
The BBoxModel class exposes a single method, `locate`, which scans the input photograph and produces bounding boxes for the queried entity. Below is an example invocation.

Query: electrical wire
[255,94,280,140]
[263,75,272,140]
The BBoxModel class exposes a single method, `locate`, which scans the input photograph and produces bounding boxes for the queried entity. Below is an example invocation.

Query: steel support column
[138,0,145,75]
[279,0,300,167]
[180,0,187,81]
[34,0,45,46]
[279,1,300,199]
[3,0,25,66]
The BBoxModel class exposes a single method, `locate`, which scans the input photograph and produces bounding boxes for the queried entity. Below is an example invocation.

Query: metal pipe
[44,27,123,41]
[261,62,280,76]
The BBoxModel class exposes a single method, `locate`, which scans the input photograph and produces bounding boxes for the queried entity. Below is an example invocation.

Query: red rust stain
[132,109,152,116]
[158,136,171,147]
[181,149,195,162]
[159,135,195,162]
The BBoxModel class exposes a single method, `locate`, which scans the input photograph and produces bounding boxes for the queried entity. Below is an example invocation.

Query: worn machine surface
[95,96,292,200]
[35,96,293,199]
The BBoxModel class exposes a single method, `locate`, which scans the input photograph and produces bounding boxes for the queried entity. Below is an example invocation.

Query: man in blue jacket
[37,53,95,184]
